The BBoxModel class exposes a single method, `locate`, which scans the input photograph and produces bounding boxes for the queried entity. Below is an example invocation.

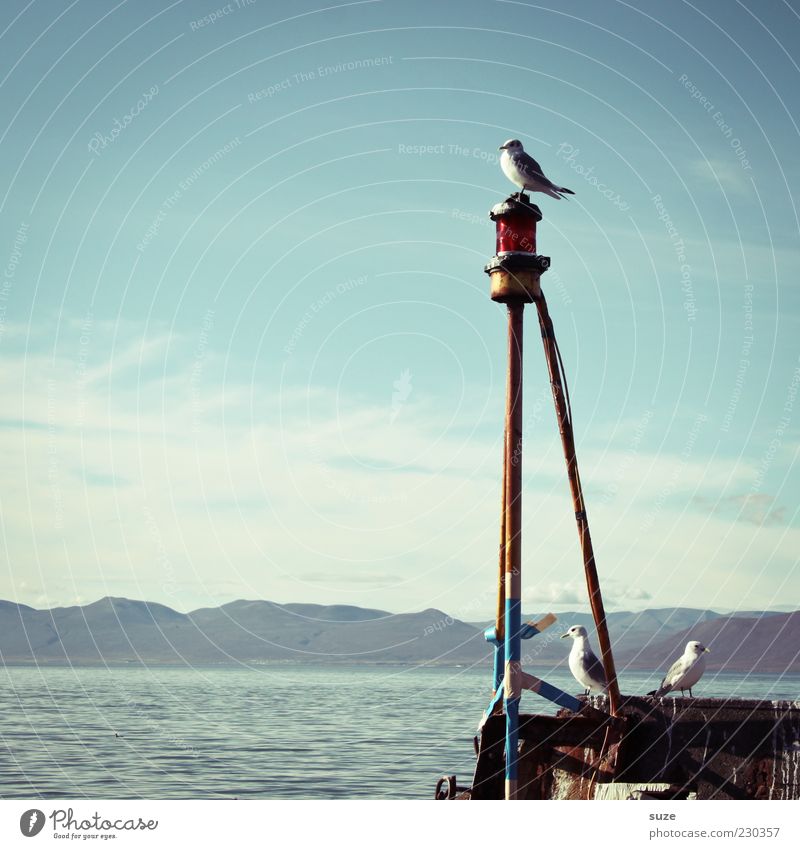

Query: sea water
[0,664,797,799]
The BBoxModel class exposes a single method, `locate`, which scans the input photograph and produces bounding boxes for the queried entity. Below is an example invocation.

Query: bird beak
[704,648,711,653]
[498,144,507,150]
[560,632,569,639]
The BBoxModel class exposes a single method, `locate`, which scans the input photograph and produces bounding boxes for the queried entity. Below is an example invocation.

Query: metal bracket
[520,612,557,639]
[480,612,580,723]
[484,612,557,645]
[484,252,551,275]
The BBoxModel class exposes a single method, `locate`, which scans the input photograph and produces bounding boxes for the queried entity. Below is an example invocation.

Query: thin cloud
[0,322,795,616]
[689,157,751,195]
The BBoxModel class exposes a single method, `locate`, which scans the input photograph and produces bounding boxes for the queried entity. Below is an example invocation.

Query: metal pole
[535,292,621,715]
[492,422,507,695]
[503,302,524,800]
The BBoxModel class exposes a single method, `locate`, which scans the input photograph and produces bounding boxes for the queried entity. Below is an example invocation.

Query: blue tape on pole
[504,598,521,660]
[492,644,504,693]
[486,626,505,694]
[504,596,521,794]
[484,686,504,719]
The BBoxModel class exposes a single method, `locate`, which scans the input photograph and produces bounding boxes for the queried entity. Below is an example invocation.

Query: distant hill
[469,607,791,673]
[627,611,800,675]
[0,598,797,673]
[0,597,489,666]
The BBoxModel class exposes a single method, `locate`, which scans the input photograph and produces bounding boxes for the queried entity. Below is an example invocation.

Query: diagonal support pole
[534,291,621,715]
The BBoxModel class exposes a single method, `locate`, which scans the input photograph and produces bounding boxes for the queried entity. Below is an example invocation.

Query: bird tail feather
[558,187,575,196]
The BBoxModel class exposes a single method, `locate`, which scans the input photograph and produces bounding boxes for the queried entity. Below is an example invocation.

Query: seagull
[561,625,607,695]
[648,641,710,698]
[499,139,575,200]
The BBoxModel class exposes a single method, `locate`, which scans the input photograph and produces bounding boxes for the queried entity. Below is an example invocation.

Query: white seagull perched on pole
[648,641,710,698]
[561,625,607,695]
[499,139,575,199]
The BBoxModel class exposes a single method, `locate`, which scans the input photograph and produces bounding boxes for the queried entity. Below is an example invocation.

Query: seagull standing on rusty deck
[561,625,607,695]
[499,139,575,200]
[649,641,710,698]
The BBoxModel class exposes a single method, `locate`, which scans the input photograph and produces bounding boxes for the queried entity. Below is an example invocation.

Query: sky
[0,0,798,617]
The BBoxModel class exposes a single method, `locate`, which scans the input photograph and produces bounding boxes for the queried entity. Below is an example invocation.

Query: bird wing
[660,657,688,689]
[584,650,607,686]
[513,151,555,187]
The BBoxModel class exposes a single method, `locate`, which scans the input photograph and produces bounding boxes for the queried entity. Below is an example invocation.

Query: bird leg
[688,688,693,698]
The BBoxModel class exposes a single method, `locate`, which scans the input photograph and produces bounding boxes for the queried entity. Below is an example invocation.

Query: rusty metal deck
[463,695,800,800]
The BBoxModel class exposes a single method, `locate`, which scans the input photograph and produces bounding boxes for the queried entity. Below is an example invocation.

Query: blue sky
[1,0,798,616]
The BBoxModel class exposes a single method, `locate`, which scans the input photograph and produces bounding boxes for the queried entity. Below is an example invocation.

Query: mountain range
[0,597,797,674]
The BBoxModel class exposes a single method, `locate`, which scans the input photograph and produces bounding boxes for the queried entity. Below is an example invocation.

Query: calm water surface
[1,665,797,799]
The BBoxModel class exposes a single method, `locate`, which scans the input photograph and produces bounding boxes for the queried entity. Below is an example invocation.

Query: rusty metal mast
[484,193,620,799]
[435,191,800,803]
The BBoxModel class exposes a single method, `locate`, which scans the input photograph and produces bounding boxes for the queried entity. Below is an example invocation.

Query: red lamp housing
[491,197,541,254]
[485,194,550,303]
